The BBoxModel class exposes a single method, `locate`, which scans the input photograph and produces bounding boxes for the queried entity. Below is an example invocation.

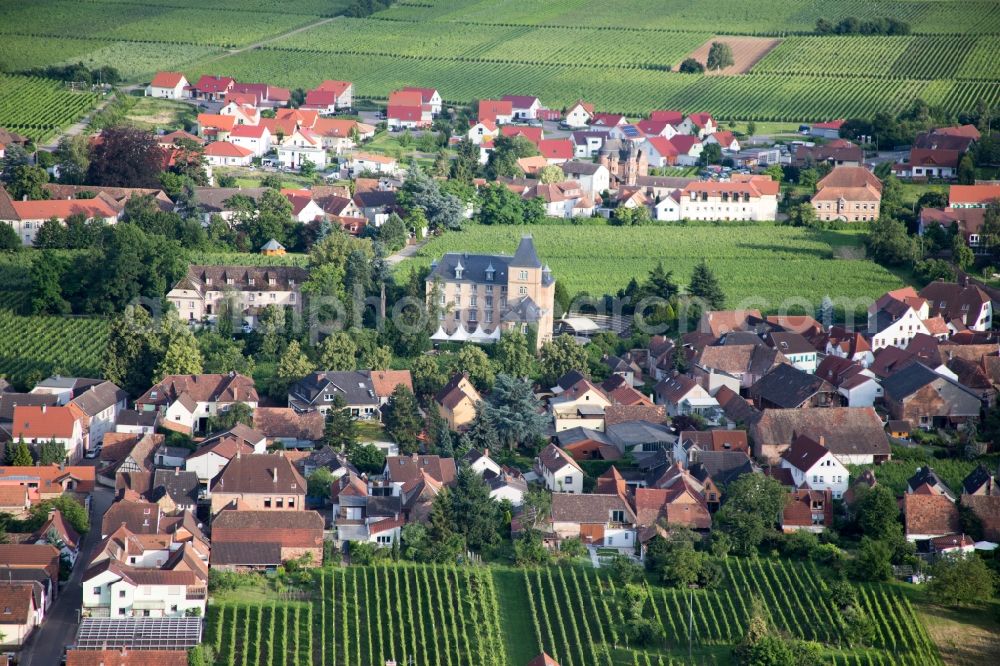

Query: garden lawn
[399,224,903,316]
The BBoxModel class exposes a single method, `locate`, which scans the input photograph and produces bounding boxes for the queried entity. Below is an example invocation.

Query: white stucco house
[534,444,584,494]
[779,435,850,499]
[146,72,188,99]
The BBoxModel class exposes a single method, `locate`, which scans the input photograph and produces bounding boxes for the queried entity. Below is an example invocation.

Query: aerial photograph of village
[0,0,999,664]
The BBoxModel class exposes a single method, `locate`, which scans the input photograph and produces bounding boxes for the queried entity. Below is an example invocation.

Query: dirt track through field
[683,36,782,75]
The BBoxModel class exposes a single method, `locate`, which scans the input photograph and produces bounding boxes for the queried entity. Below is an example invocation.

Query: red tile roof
[316,80,352,96]
[204,141,253,158]
[904,491,960,537]
[538,139,573,160]
[11,404,83,439]
[649,110,683,124]
[150,72,185,88]
[8,196,118,222]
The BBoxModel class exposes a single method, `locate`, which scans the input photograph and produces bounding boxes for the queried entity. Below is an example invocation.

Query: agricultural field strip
[0,75,101,143]
[0,311,109,387]
[375,0,1000,35]
[186,49,1000,120]
[205,564,939,665]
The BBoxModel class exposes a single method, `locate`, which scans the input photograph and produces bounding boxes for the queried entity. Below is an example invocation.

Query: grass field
[206,562,941,666]
[400,224,902,316]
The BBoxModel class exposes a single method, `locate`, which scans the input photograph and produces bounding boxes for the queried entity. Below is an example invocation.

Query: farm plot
[752,36,914,78]
[209,565,506,666]
[189,46,964,120]
[400,224,900,315]
[0,311,109,387]
[58,42,223,80]
[274,19,709,70]
[374,0,1000,35]
[94,8,321,48]
[682,37,781,75]
[0,35,112,74]
[517,561,941,665]
[0,75,101,142]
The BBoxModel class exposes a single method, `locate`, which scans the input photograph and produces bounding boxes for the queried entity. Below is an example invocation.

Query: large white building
[654,176,779,222]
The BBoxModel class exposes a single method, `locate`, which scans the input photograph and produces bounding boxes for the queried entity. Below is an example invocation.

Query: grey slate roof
[605,420,674,448]
[288,371,378,410]
[882,362,983,405]
[70,381,127,417]
[193,187,268,213]
[511,235,542,268]
[150,469,200,507]
[211,542,281,566]
[689,451,757,486]
[561,161,603,176]
[749,364,835,409]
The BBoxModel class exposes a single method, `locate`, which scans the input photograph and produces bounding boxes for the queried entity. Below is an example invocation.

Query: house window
[269,278,276,286]
[455,295,461,307]
[276,498,283,508]
[611,510,625,523]
[119,590,126,598]
[470,294,477,307]
[564,475,574,485]
[118,609,127,616]
[143,610,151,617]
[171,605,178,613]
[288,498,295,508]
[519,286,527,296]
[248,278,255,286]
[519,270,528,280]
[264,498,272,508]
[93,587,101,595]
[485,296,493,308]
[485,311,493,323]
[226,278,234,285]
[376,535,392,545]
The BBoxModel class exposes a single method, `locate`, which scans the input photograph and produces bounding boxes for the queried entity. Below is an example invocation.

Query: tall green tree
[482,374,548,449]
[54,135,91,185]
[318,332,357,371]
[539,334,589,386]
[485,135,539,180]
[349,443,385,476]
[410,355,446,403]
[688,259,726,310]
[455,345,494,392]
[7,438,33,466]
[706,41,735,70]
[382,385,423,454]
[38,439,66,465]
[323,395,358,451]
[952,234,975,271]
[154,320,204,380]
[493,331,533,378]
[274,341,314,393]
[449,465,503,552]
[102,305,159,397]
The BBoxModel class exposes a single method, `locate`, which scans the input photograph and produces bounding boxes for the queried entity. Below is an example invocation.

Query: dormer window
[226,278,234,285]
[486,267,494,281]
[455,263,464,280]
[611,509,625,523]
[269,278,276,286]
[205,278,212,285]
[248,278,255,286]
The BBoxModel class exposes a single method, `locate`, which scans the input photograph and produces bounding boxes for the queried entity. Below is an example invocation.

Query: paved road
[386,238,428,266]
[20,487,113,666]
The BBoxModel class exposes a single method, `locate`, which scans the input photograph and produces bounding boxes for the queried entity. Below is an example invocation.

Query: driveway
[20,486,113,666]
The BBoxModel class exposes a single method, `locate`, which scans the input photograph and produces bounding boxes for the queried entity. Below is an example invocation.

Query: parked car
[84,446,102,459]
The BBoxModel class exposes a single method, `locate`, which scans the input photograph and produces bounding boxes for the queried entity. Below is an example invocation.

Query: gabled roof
[211,454,305,496]
[11,403,83,439]
[904,492,959,537]
[204,141,253,158]
[385,454,457,487]
[750,407,890,457]
[149,72,186,88]
[33,508,81,550]
[252,408,323,442]
[780,434,832,473]
[551,492,635,524]
[0,584,37,624]
[536,443,582,474]
[749,364,835,409]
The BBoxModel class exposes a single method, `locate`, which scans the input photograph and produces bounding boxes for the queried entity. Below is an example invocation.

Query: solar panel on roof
[74,617,203,650]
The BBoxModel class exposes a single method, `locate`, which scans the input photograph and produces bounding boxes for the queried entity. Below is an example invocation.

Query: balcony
[186,589,207,601]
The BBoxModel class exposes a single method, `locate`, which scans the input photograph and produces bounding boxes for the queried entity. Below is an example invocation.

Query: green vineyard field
[205,562,941,666]
[0,311,109,387]
[400,224,902,314]
[0,75,101,142]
